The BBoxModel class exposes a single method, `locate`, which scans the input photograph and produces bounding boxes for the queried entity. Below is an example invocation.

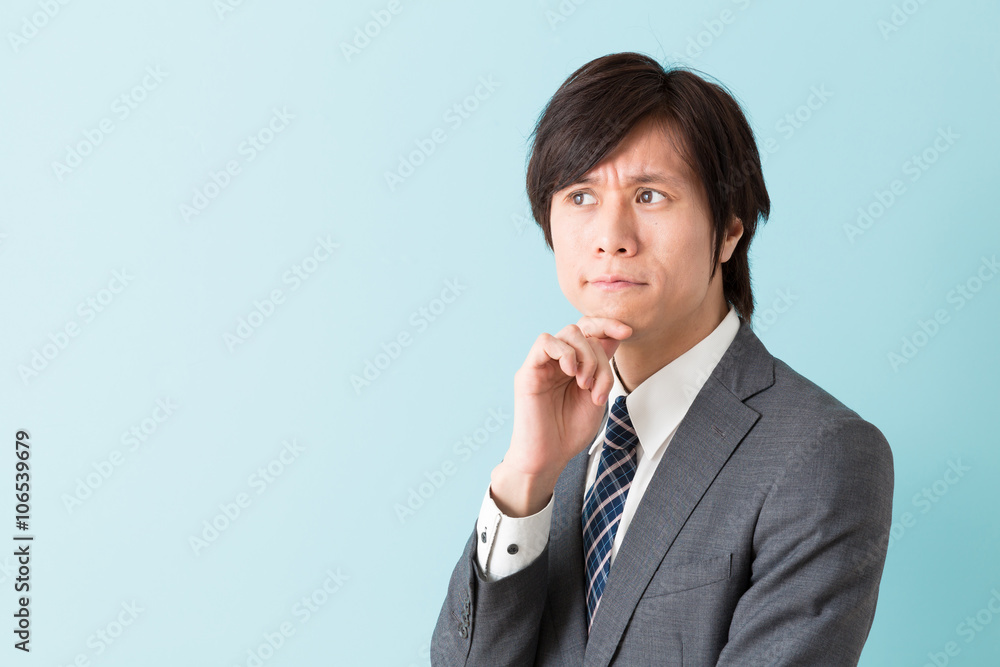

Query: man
[431,52,893,666]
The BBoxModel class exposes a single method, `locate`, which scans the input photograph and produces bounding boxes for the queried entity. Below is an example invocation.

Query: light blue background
[1,0,998,665]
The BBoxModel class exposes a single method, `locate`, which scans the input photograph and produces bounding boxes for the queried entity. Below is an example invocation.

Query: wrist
[489,459,562,518]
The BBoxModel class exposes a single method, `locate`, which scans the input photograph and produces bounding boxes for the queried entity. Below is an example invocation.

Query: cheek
[550,213,571,249]
[553,251,579,298]
[551,219,580,287]
[646,227,709,292]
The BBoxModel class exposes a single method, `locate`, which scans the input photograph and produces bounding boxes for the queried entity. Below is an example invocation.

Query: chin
[595,300,636,319]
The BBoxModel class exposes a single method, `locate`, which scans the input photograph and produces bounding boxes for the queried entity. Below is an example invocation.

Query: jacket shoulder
[755,354,893,472]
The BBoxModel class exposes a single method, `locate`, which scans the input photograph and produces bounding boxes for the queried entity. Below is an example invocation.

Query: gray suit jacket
[431,319,894,666]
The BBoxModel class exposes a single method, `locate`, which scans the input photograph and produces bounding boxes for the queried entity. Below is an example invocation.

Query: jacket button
[507,544,519,555]
[459,627,468,638]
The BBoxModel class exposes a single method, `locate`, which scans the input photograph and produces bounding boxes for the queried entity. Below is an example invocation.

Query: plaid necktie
[581,395,639,632]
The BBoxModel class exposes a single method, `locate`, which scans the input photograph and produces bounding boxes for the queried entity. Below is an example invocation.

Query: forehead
[572,116,696,191]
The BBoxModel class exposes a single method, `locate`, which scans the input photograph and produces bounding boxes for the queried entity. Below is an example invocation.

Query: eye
[570,191,596,206]
[638,189,666,204]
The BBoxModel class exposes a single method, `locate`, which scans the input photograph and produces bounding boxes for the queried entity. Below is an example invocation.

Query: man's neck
[613,301,730,393]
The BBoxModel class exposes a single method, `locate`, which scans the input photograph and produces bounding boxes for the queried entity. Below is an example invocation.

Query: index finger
[575,316,633,340]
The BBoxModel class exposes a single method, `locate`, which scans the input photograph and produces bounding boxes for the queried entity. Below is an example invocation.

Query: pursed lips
[589,275,645,291]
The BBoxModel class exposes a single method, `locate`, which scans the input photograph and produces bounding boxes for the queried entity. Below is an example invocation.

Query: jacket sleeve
[431,520,550,666]
[715,415,895,666]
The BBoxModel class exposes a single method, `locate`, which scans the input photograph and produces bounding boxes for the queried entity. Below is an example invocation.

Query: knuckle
[560,323,584,338]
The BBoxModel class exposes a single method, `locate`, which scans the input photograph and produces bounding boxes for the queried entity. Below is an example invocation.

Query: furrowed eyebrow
[570,171,688,191]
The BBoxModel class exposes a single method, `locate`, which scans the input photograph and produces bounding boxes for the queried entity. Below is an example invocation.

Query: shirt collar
[588,304,742,458]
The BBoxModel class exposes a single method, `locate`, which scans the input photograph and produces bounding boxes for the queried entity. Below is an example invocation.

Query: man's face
[549,115,740,344]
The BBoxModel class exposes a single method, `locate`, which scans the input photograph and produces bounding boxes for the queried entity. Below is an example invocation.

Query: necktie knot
[603,395,638,452]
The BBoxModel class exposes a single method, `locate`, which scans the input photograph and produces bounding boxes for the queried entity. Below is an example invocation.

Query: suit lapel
[583,321,775,667]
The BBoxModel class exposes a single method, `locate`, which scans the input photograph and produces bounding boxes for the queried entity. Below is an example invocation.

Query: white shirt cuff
[474,485,553,582]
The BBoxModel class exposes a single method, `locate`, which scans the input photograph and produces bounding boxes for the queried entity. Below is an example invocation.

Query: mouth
[589,274,645,291]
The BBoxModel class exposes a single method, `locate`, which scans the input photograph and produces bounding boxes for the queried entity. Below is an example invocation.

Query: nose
[594,195,638,257]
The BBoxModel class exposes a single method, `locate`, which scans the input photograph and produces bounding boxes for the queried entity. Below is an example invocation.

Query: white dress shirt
[476,305,741,581]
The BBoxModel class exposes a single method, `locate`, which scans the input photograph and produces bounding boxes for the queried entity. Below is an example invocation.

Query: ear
[720,215,744,263]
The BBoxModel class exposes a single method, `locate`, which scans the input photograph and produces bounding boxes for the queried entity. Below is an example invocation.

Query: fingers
[526,333,579,380]
[557,324,600,393]
[575,317,632,340]
[522,329,582,382]
[577,316,632,366]
[523,325,612,405]
[522,319,628,404]
[583,336,615,405]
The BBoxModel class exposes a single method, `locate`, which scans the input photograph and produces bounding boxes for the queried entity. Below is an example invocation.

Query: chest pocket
[642,551,732,597]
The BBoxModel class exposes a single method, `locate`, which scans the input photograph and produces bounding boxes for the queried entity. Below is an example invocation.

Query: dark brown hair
[525,52,770,324]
